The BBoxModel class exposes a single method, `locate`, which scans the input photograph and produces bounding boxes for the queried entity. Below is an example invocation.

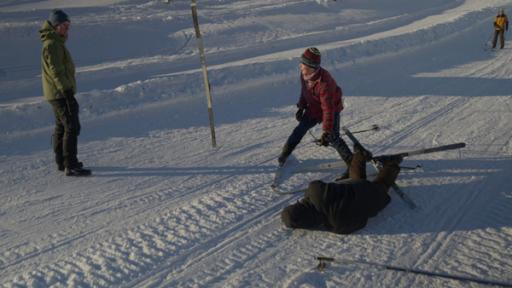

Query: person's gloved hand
[319,132,330,146]
[295,108,305,122]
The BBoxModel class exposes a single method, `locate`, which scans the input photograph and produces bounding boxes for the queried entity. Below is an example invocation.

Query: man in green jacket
[40,9,90,176]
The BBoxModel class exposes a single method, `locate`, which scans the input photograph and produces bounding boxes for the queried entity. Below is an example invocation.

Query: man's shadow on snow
[88,154,340,179]
[89,165,276,177]
[359,156,512,235]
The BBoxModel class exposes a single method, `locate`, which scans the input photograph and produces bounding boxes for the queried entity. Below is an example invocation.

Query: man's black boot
[59,161,83,172]
[65,162,91,176]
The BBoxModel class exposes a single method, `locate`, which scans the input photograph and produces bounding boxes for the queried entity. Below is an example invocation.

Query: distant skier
[40,9,90,176]
[278,47,353,179]
[492,8,509,49]
[281,145,402,234]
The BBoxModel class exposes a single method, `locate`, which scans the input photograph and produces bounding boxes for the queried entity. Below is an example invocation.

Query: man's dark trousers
[50,96,80,169]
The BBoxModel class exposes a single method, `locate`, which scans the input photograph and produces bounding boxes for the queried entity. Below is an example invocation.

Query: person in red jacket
[492,9,509,49]
[278,47,353,178]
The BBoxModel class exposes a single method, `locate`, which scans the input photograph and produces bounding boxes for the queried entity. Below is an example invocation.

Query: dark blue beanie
[49,9,70,27]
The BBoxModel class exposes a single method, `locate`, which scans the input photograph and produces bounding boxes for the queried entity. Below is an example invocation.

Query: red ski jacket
[297,68,343,132]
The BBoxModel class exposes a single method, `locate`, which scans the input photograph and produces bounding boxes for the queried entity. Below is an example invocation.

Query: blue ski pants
[284,113,353,162]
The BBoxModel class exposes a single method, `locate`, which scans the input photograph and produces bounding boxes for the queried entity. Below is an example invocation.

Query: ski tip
[445,142,466,150]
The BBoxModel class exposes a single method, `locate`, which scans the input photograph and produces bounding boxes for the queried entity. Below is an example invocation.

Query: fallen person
[281,145,402,234]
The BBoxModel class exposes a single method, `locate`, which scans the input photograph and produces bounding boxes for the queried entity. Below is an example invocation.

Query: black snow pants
[49,96,81,169]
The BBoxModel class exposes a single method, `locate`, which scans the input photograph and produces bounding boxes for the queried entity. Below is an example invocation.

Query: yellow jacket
[494,14,509,31]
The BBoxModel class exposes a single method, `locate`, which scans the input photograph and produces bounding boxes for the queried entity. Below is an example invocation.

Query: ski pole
[311,124,379,146]
[399,164,423,171]
[377,142,466,159]
[316,257,512,287]
[341,126,466,160]
[484,30,496,50]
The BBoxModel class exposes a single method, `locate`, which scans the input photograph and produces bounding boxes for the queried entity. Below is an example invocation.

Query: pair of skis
[270,161,287,190]
[341,126,465,209]
[272,125,466,210]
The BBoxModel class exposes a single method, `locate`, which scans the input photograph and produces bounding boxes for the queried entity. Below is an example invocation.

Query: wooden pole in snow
[191,0,217,148]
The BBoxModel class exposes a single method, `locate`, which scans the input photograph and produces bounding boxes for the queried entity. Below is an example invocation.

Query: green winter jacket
[39,21,76,101]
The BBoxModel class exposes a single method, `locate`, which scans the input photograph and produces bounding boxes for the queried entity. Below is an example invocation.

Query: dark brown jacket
[304,179,390,234]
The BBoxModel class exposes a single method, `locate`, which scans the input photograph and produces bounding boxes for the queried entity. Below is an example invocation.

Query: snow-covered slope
[1,0,511,287]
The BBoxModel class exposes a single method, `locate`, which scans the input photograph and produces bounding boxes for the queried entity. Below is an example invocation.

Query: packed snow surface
[1,0,511,287]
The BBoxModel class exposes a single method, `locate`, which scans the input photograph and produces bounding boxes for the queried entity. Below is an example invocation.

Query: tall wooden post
[191,0,217,148]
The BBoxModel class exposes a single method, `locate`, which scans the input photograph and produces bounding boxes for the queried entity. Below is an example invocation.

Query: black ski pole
[311,124,379,146]
[316,257,512,287]
[341,126,466,160]
[400,164,423,171]
[398,142,466,157]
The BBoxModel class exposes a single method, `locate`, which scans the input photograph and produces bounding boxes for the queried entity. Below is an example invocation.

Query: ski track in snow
[1,0,512,287]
